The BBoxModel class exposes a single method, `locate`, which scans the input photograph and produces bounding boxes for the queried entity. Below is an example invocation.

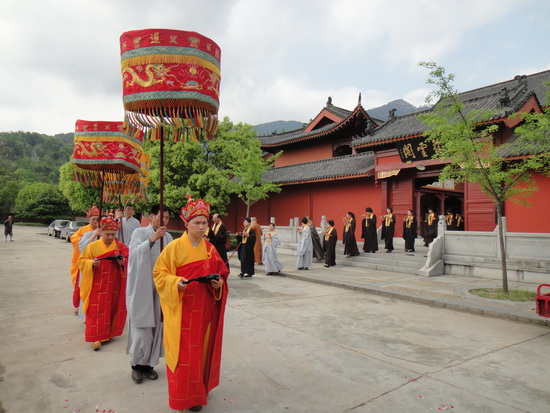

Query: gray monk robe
[117,216,141,245]
[296,225,313,269]
[126,224,173,367]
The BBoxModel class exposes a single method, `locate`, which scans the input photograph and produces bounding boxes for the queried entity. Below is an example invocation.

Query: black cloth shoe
[131,369,143,384]
[188,406,203,411]
[244,274,252,277]
[142,367,158,380]
[238,273,244,279]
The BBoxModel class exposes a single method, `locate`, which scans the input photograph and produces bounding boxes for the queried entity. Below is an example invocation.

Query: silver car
[60,221,88,242]
[47,220,70,238]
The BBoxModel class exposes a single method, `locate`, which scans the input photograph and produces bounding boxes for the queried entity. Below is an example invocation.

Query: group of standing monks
[68,198,230,413]
[341,207,465,255]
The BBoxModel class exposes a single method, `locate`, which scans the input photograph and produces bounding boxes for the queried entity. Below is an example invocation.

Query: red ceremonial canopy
[72,119,149,202]
[120,28,221,141]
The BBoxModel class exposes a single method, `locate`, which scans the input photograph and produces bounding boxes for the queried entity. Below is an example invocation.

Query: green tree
[418,61,550,293]
[142,117,280,215]
[0,181,21,214]
[228,138,281,217]
[58,162,102,214]
[15,182,72,222]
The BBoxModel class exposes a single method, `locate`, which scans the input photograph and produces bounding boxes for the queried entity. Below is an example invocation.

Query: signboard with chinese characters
[396,137,440,162]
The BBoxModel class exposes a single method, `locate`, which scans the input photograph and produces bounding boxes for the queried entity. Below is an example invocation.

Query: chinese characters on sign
[396,137,441,162]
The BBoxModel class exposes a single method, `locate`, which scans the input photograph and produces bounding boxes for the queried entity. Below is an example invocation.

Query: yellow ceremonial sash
[243,226,251,243]
[324,227,333,241]
[345,218,352,231]
[266,231,274,245]
[213,221,221,235]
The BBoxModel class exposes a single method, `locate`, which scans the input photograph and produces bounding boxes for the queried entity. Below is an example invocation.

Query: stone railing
[420,216,550,283]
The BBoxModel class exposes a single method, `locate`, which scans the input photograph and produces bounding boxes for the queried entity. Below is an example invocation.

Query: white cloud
[0,0,548,134]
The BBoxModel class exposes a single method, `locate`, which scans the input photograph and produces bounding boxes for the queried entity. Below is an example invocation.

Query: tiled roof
[352,70,550,148]
[259,105,372,148]
[324,103,353,119]
[263,152,375,185]
[497,134,550,158]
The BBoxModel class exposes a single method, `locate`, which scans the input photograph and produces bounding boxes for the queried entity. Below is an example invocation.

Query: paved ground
[1,226,549,413]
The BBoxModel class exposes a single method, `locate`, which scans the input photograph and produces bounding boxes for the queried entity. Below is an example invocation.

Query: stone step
[276,241,429,275]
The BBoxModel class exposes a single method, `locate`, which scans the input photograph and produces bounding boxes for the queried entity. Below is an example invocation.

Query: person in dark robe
[403,209,417,252]
[308,217,324,260]
[322,220,337,267]
[381,207,396,253]
[4,215,14,241]
[236,218,256,278]
[455,212,465,231]
[445,210,456,231]
[207,213,229,269]
[361,207,378,253]
[343,212,360,258]
[423,208,437,246]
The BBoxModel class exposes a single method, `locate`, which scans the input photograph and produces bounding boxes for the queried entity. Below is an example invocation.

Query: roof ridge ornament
[326,96,332,107]
[358,92,362,106]
[388,108,397,121]
[498,87,510,108]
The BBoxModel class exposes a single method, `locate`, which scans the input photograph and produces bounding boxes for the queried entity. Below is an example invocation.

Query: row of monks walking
[69,198,229,412]
[235,207,465,279]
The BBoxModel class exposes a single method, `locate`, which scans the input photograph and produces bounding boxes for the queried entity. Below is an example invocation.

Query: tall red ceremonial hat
[120,29,221,141]
[100,217,120,231]
[180,194,210,223]
[87,204,100,218]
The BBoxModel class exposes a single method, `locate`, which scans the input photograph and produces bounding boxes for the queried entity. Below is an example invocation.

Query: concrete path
[1,226,549,413]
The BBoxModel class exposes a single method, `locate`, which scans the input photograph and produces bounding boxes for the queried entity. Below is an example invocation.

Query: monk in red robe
[70,204,100,311]
[78,216,128,351]
[154,195,229,413]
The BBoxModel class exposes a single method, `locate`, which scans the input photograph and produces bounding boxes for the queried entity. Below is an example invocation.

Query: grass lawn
[469,288,536,302]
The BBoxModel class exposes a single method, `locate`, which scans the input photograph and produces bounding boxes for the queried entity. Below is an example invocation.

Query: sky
[1,0,549,136]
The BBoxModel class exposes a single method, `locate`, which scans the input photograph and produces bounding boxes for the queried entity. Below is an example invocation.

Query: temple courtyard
[0,225,549,412]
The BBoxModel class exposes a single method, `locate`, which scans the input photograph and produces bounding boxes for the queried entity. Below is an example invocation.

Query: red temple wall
[505,172,550,233]
[464,182,495,231]
[274,144,333,167]
[224,178,379,239]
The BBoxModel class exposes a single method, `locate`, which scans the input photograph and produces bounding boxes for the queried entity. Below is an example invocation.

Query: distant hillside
[366,99,429,121]
[253,120,305,136]
[0,131,72,184]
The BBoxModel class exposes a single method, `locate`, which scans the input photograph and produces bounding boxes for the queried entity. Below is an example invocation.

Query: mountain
[253,120,305,136]
[366,99,429,121]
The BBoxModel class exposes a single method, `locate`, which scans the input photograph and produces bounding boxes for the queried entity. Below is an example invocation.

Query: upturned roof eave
[261,105,374,149]
[272,170,374,186]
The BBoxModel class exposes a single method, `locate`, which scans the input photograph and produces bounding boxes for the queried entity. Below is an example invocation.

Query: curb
[281,271,550,328]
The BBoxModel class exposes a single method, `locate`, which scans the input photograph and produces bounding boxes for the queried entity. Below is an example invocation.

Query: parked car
[60,221,88,242]
[47,220,70,237]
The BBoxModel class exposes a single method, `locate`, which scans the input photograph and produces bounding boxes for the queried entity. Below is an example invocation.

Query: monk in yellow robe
[69,204,100,311]
[78,217,128,351]
[154,195,229,413]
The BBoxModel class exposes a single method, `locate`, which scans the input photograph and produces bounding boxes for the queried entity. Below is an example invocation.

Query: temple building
[224,70,550,236]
